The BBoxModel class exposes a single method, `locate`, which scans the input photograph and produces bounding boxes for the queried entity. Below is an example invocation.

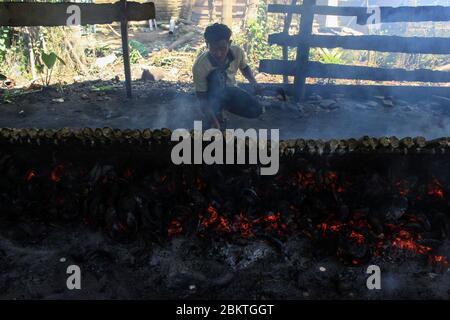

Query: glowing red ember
[168,219,183,237]
[24,169,37,182]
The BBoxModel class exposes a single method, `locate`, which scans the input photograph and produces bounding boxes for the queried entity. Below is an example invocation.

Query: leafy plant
[129,40,148,58]
[315,48,344,64]
[152,54,175,67]
[37,51,65,86]
[0,27,10,63]
[129,49,143,64]
[128,40,148,64]
[85,44,112,58]
[1,90,15,104]
[234,0,289,69]
[90,84,114,92]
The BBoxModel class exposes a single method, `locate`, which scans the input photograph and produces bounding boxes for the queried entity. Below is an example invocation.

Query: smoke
[123,92,202,130]
[123,93,450,140]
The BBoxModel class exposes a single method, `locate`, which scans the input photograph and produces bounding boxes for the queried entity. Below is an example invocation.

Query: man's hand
[196,92,222,129]
[211,115,222,129]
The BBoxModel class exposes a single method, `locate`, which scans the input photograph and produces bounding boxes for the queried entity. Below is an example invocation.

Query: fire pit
[0,128,449,299]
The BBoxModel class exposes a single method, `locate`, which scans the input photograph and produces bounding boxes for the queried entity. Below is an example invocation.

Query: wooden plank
[261,59,439,82]
[269,34,450,55]
[260,60,450,83]
[307,62,450,83]
[0,2,155,26]
[268,4,450,24]
[294,0,316,101]
[268,4,302,14]
[260,59,296,76]
[239,83,450,100]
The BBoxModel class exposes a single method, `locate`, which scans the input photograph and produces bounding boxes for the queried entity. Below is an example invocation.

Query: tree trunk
[185,0,194,22]
[23,27,38,81]
[246,0,258,22]
[222,0,233,26]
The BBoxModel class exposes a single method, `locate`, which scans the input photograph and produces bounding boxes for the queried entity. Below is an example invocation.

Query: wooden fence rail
[268,34,450,55]
[261,60,450,83]
[260,0,450,101]
[268,4,450,23]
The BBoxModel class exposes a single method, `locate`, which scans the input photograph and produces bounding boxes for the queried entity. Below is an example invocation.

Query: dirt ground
[1,79,450,140]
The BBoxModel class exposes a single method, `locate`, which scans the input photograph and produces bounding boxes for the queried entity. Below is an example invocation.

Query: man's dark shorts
[206,69,263,119]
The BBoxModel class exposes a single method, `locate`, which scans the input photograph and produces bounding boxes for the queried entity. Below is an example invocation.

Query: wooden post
[282,0,297,84]
[120,0,132,98]
[222,0,233,27]
[294,0,316,101]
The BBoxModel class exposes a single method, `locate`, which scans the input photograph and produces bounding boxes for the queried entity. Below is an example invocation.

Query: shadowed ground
[1,80,449,140]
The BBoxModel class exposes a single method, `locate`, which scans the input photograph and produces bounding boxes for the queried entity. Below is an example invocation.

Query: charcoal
[0,130,449,299]
[368,214,384,235]
[335,270,358,294]
[385,196,408,221]
[240,187,259,206]
[431,212,449,239]
[338,204,350,222]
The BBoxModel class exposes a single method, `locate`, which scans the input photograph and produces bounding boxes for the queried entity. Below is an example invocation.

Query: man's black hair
[204,23,232,44]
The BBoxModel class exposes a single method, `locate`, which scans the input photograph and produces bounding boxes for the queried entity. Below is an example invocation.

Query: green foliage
[0,27,28,76]
[128,40,148,64]
[37,51,65,86]
[1,88,40,104]
[130,40,148,58]
[0,33,28,77]
[90,84,114,92]
[152,54,176,67]
[85,44,112,58]
[1,90,16,104]
[0,27,9,63]
[129,49,142,64]
[234,0,291,69]
[42,52,65,70]
[313,48,344,65]
[0,73,6,80]
[416,54,450,70]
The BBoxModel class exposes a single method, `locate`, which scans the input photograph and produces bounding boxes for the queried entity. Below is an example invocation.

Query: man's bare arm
[240,66,261,94]
[241,66,257,85]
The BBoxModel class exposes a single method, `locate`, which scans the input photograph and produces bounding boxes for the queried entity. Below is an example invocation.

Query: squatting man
[192,23,263,129]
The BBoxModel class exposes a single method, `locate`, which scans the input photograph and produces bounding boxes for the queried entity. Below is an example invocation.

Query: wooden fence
[0,1,156,98]
[259,0,450,101]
